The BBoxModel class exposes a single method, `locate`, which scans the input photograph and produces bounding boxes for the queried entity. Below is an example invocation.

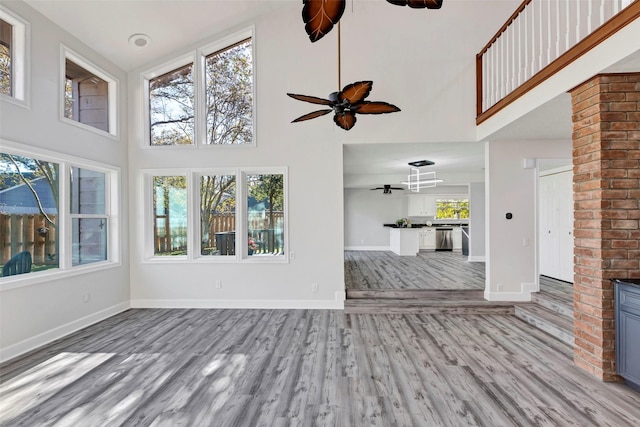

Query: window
[247,173,284,256]
[200,174,236,256]
[62,47,118,136]
[70,167,107,266]
[0,6,27,103]
[145,29,254,147]
[153,176,188,256]
[1,143,119,282]
[0,153,59,275]
[149,63,194,146]
[436,199,469,220]
[0,18,11,96]
[205,38,253,145]
[145,167,286,262]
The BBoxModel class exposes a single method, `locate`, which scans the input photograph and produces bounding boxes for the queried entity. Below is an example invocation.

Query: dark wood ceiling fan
[287,21,400,131]
[287,81,400,131]
[303,0,443,43]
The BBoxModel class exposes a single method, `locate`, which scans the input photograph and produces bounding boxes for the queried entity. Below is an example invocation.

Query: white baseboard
[467,255,486,262]
[0,301,130,363]
[484,282,535,302]
[344,246,390,251]
[130,298,344,310]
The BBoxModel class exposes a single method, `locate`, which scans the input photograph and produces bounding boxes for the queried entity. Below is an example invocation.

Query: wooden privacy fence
[0,214,58,265]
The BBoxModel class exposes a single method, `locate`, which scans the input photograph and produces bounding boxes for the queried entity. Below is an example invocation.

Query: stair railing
[477,0,639,124]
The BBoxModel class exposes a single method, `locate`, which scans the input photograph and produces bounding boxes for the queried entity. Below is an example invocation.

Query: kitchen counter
[388,227,419,256]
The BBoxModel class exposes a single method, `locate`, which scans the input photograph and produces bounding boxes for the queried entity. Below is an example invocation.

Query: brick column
[570,73,640,381]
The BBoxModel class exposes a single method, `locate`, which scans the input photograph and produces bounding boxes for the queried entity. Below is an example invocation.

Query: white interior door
[539,170,574,283]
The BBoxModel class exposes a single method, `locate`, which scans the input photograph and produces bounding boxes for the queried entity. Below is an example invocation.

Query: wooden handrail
[476,0,640,124]
[478,0,532,56]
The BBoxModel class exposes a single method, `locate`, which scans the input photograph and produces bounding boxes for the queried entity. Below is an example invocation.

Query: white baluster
[547,0,552,66]
[517,15,523,87]
[555,0,561,58]
[538,0,544,72]
[566,0,571,51]
[576,0,581,44]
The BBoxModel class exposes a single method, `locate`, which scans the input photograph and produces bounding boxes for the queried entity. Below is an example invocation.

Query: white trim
[0,5,30,107]
[131,298,344,310]
[60,45,119,138]
[484,282,535,302]
[467,255,486,262]
[344,246,390,251]
[0,302,129,363]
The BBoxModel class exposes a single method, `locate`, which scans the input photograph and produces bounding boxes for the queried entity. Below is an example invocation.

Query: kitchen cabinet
[452,227,462,251]
[615,280,640,392]
[419,228,436,250]
[408,195,436,217]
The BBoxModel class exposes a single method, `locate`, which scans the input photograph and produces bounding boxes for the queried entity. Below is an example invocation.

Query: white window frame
[142,54,197,149]
[0,5,29,107]
[193,169,239,262]
[142,26,256,149]
[143,170,190,261]
[69,166,110,267]
[60,45,119,138]
[142,166,288,263]
[198,27,256,148]
[241,167,288,263]
[0,139,121,291]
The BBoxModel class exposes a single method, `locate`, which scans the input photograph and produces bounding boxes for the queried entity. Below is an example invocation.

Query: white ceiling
[24,0,639,189]
[24,0,294,71]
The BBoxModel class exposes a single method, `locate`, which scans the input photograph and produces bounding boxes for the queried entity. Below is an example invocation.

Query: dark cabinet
[614,279,640,392]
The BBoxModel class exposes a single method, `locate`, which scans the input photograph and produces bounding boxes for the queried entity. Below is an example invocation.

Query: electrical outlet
[523,238,530,247]
[215,280,222,289]
[497,283,503,291]
[82,292,91,303]
[311,283,319,293]
[290,251,295,260]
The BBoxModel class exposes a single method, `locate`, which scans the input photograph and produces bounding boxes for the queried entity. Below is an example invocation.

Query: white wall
[125,1,516,309]
[344,188,407,249]
[484,139,571,301]
[0,2,129,361]
[469,182,485,261]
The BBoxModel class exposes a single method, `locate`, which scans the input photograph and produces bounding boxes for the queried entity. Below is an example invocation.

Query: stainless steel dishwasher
[435,228,453,251]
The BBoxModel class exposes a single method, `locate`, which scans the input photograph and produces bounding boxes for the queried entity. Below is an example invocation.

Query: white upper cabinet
[408,195,436,217]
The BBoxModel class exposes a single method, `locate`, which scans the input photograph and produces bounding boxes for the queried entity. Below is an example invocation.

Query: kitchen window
[436,199,469,220]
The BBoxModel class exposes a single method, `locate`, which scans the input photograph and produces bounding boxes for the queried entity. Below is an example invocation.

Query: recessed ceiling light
[408,160,435,167]
[128,34,152,48]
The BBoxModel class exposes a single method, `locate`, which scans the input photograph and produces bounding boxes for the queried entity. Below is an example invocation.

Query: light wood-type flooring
[345,250,485,290]
[2,309,639,426]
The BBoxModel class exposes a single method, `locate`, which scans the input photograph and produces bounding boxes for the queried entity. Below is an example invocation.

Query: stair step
[515,304,574,347]
[345,299,515,315]
[346,289,485,300]
[531,291,573,318]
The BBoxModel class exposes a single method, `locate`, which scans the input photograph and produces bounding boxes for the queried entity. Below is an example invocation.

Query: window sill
[0,260,122,292]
